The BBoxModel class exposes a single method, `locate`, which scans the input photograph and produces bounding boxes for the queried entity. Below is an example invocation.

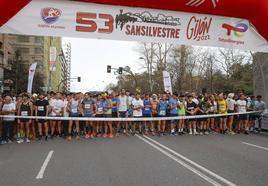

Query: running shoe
[193,131,198,135]
[108,134,113,138]
[8,140,13,144]
[76,135,80,140]
[97,133,102,137]
[199,132,203,135]
[85,134,90,139]
[244,131,249,135]
[205,131,209,135]
[1,141,7,145]
[67,136,72,141]
[26,139,30,143]
[189,131,193,135]
[103,134,107,138]
[170,132,176,137]
[45,136,48,141]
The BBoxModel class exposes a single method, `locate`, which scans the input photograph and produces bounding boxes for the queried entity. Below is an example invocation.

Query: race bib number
[98,107,103,112]
[219,106,225,111]
[72,108,78,113]
[159,110,166,116]
[21,111,28,116]
[38,106,44,111]
[85,104,91,109]
[145,107,149,110]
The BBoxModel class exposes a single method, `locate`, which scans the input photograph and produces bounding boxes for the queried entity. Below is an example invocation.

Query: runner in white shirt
[226,93,236,134]
[131,93,144,134]
[236,94,249,134]
[50,92,64,138]
[1,96,16,144]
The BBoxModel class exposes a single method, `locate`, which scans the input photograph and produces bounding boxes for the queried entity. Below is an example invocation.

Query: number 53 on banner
[76,12,114,34]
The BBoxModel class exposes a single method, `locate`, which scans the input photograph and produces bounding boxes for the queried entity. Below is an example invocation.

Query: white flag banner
[27,63,37,94]
[0,0,267,52]
[49,47,57,71]
[163,71,172,94]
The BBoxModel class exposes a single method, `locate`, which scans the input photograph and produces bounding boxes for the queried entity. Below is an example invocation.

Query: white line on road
[242,142,268,151]
[141,135,237,186]
[36,150,54,179]
[136,135,222,186]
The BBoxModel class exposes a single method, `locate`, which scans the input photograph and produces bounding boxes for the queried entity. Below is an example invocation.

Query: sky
[62,38,142,93]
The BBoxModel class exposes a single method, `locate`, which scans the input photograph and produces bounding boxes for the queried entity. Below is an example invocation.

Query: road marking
[141,135,237,186]
[136,135,222,186]
[242,142,268,151]
[36,150,54,179]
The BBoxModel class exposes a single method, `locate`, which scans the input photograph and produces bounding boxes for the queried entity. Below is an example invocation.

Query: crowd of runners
[0,89,266,144]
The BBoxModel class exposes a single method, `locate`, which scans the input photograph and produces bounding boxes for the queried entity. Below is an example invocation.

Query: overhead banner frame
[0,0,267,52]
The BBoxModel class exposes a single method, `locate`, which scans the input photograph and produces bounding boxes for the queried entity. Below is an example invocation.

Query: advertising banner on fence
[0,0,267,51]
[27,62,37,94]
[163,71,172,94]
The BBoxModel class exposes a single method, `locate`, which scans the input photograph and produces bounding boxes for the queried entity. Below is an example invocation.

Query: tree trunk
[253,52,268,105]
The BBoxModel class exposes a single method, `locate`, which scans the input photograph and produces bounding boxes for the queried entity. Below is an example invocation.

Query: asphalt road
[0,133,267,186]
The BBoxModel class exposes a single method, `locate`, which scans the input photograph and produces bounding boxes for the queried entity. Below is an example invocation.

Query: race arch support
[0,0,268,52]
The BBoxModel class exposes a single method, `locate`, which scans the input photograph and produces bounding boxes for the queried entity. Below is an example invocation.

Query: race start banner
[0,0,267,52]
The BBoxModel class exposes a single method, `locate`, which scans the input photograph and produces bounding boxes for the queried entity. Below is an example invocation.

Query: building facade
[61,43,71,92]
[0,34,64,94]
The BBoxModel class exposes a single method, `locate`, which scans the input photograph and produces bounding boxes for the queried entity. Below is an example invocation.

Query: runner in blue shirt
[143,94,152,135]
[158,93,168,136]
[168,92,178,136]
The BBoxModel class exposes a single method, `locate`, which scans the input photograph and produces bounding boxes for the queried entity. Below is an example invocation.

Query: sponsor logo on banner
[41,8,61,24]
[186,16,212,41]
[222,23,248,37]
[38,7,65,30]
[218,22,248,45]
[115,10,181,39]
[186,0,220,8]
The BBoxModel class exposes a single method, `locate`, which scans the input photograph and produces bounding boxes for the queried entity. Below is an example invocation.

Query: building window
[17,48,30,54]
[34,47,42,54]
[35,37,42,43]
[17,36,29,43]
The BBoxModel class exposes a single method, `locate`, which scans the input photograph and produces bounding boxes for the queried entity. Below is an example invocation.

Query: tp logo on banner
[163,71,173,94]
[50,47,57,71]
[27,63,37,94]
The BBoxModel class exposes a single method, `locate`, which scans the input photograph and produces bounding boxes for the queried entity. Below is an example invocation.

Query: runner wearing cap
[35,93,49,141]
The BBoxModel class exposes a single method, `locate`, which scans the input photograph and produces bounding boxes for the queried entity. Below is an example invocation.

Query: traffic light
[77,77,81,82]
[107,65,112,73]
[118,67,123,74]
